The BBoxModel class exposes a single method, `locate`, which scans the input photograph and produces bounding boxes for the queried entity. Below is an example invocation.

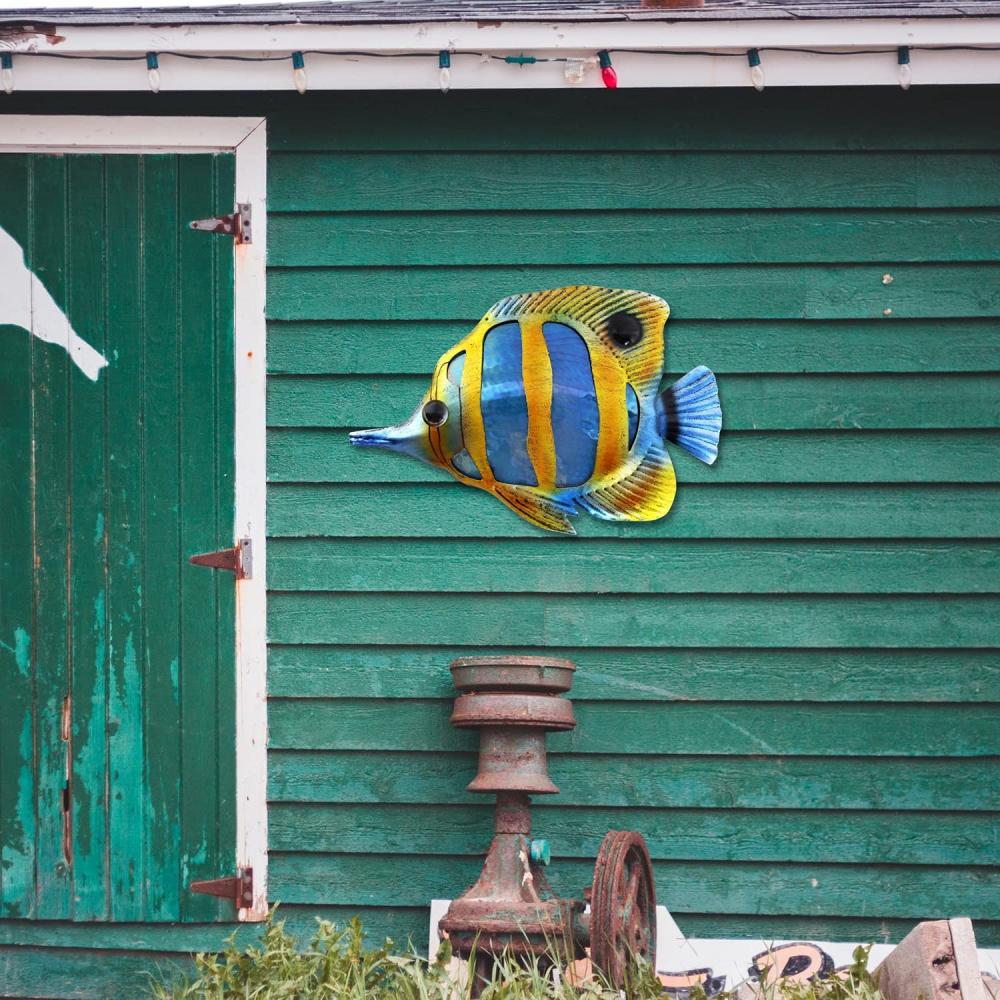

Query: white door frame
[0,115,269,921]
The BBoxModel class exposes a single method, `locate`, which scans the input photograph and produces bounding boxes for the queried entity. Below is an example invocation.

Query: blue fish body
[351,285,722,534]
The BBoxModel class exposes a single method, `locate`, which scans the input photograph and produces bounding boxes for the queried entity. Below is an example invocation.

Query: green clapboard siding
[2,85,1000,997]
[260,85,1000,959]
[0,153,236,929]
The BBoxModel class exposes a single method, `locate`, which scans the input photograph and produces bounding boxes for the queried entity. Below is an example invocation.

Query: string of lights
[2,43,999,94]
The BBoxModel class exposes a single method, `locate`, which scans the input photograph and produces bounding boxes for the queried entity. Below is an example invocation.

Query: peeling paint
[0,224,108,380]
[0,709,35,917]
[3,626,31,677]
[181,837,208,885]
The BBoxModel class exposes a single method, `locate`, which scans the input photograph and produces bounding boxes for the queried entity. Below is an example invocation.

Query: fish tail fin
[660,365,721,465]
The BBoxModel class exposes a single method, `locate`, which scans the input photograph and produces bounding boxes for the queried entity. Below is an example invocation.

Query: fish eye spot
[607,312,643,348]
[422,399,449,426]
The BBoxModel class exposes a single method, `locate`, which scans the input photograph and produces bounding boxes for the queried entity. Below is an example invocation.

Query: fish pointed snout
[349,427,395,449]
[348,407,436,466]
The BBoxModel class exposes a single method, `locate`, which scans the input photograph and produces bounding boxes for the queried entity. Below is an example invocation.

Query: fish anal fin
[577,443,677,522]
[494,484,577,535]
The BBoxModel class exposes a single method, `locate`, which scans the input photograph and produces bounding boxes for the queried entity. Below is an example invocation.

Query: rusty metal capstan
[438,656,657,994]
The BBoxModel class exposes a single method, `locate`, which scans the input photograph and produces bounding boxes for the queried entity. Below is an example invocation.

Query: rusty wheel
[590,830,657,988]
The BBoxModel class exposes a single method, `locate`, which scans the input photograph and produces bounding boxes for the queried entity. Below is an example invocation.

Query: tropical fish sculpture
[350,285,722,534]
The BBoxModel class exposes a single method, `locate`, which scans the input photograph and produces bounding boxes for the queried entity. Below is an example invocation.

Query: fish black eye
[607,312,643,348]
[422,399,449,426]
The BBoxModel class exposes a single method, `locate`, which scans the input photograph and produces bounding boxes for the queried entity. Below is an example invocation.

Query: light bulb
[897,47,911,90]
[438,51,451,93]
[747,49,764,92]
[598,50,617,89]
[292,51,307,94]
[146,52,160,94]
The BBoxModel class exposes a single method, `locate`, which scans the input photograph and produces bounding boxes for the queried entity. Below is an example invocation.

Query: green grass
[147,909,882,1000]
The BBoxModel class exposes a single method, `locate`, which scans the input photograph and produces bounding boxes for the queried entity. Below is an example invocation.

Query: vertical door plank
[177,155,224,920]
[0,155,37,919]
[66,154,110,920]
[105,155,146,922]
[29,155,73,919]
[212,154,237,889]
[141,156,183,921]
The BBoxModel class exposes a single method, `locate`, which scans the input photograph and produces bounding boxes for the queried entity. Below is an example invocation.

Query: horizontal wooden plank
[268,373,1000,431]
[269,803,997,867]
[0,906,420,954]
[0,946,189,1000]
[267,646,999,703]
[266,263,1000,321]
[267,483,1000,539]
[269,430,1000,484]
[269,853,999,919]
[267,319,1000,376]
[268,751,999,811]
[267,699,1000,756]
[269,210,1000,268]
[269,153,1000,213]
[267,89,1000,153]
[268,539,1000,594]
[269,593,1000,648]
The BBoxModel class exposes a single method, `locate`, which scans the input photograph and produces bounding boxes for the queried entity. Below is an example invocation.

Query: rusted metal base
[438,656,657,994]
[440,795,582,996]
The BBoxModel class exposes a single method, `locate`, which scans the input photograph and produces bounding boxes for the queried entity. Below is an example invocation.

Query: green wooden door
[0,152,237,922]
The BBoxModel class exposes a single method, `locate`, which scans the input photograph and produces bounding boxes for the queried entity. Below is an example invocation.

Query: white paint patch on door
[0,224,109,380]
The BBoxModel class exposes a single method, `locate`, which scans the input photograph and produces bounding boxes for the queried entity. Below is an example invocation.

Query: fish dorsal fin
[576,441,677,522]
[487,285,667,398]
[493,483,577,535]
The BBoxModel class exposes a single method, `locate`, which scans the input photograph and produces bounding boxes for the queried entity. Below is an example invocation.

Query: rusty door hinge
[190,867,254,908]
[189,203,252,244]
[189,536,252,580]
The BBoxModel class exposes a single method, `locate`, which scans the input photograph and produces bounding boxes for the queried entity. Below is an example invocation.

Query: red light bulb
[598,50,617,89]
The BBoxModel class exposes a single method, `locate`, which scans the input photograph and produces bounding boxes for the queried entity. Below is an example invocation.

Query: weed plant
[148,909,883,1000]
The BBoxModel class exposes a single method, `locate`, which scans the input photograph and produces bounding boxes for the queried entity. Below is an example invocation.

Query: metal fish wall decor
[351,285,722,534]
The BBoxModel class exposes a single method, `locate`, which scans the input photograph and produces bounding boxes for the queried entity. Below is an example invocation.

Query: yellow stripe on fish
[591,344,629,483]
[520,316,557,493]
[458,327,493,487]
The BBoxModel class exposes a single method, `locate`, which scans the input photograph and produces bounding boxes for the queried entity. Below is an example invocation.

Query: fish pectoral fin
[577,442,677,522]
[493,484,577,535]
